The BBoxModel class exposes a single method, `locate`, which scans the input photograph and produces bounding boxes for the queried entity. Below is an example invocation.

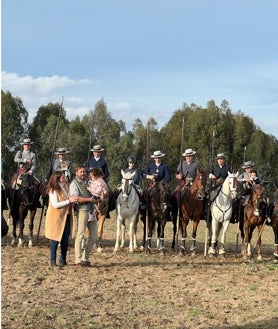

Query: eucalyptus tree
[1,90,28,179]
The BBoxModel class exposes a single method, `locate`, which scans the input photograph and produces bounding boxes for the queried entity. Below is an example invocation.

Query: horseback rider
[175,148,201,202]
[124,156,144,209]
[141,150,171,207]
[238,161,263,216]
[85,145,110,183]
[208,153,232,201]
[142,150,171,186]
[14,138,40,183]
[51,147,72,182]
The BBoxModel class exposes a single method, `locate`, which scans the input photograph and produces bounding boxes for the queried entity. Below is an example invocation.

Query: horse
[268,189,278,263]
[177,168,207,256]
[94,184,116,252]
[1,178,9,241]
[7,170,46,247]
[142,178,172,255]
[114,170,140,253]
[208,171,239,257]
[240,184,267,260]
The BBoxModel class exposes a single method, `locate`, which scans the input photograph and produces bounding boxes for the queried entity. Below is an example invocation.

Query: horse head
[251,184,264,210]
[192,169,207,200]
[120,169,135,202]
[225,171,239,200]
[19,174,38,206]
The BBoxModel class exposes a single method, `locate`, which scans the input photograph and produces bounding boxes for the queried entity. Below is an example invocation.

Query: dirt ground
[1,209,278,329]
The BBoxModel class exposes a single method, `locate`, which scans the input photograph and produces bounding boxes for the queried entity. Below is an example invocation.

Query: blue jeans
[50,215,70,265]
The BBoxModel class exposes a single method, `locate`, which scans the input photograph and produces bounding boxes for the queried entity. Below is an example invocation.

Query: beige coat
[45,188,74,241]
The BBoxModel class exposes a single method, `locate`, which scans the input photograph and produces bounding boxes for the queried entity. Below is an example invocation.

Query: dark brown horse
[8,171,46,247]
[268,189,278,263]
[178,168,207,256]
[241,184,267,260]
[142,180,172,255]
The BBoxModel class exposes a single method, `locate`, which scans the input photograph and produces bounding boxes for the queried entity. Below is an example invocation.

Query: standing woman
[45,170,78,267]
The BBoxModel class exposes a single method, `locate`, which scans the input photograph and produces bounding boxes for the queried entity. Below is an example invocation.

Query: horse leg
[18,206,28,247]
[146,219,155,254]
[256,225,263,261]
[273,226,278,263]
[114,214,123,252]
[171,212,177,250]
[10,214,18,246]
[158,220,167,256]
[28,209,37,247]
[97,213,106,252]
[128,217,137,253]
[180,216,188,255]
[190,219,199,257]
[140,211,146,249]
[218,221,230,257]
[120,218,127,249]
[208,218,218,257]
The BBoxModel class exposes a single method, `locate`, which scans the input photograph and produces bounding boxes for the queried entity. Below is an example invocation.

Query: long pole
[37,97,63,242]
[87,111,95,164]
[175,117,185,254]
[235,145,246,260]
[204,131,215,258]
[46,97,64,181]
[145,122,150,254]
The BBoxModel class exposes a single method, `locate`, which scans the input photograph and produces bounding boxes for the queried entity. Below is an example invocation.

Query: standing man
[14,138,37,176]
[85,145,110,183]
[69,164,98,267]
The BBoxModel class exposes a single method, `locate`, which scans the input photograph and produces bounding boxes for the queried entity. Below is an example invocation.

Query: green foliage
[1,91,278,198]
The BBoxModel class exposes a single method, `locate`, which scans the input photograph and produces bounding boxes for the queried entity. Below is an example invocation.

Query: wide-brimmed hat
[151,150,165,158]
[55,147,71,155]
[242,161,254,169]
[216,153,225,159]
[182,148,196,156]
[20,138,34,145]
[90,144,105,152]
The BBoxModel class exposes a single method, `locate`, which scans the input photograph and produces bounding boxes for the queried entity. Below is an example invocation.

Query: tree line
[1,90,278,199]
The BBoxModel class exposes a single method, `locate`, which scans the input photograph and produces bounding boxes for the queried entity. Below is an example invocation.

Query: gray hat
[182,148,196,156]
[90,145,105,152]
[151,150,165,158]
[216,153,225,159]
[55,147,71,155]
[20,138,34,145]
[242,161,254,169]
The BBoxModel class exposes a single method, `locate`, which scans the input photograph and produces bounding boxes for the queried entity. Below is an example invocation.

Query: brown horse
[8,171,46,247]
[241,184,267,260]
[268,189,278,263]
[94,186,116,252]
[179,169,207,256]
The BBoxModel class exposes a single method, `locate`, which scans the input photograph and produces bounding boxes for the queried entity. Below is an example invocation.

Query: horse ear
[228,171,231,176]
[235,171,239,176]
[121,169,125,177]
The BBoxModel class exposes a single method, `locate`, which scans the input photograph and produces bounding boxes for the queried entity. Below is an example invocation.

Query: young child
[87,167,108,221]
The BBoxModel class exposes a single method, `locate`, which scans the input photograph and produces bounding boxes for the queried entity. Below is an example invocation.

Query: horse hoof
[28,240,33,248]
[191,251,197,258]
[18,239,24,247]
[273,258,278,264]
[11,239,16,246]
[97,247,103,253]
[257,255,262,261]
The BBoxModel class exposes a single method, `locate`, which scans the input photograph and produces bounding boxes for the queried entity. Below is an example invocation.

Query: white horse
[114,170,140,253]
[208,171,239,257]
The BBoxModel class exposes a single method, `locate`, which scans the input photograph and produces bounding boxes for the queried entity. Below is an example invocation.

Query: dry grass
[1,209,278,329]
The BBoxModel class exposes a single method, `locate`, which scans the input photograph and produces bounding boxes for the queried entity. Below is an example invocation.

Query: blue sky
[2,0,278,138]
